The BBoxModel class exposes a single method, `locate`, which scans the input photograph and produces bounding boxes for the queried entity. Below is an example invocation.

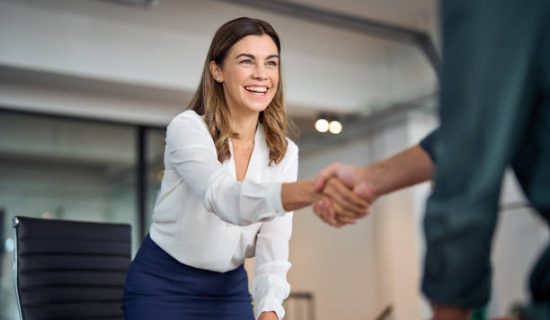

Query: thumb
[354,181,378,203]
[313,163,340,192]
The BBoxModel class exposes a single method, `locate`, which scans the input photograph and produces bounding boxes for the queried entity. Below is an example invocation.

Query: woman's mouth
[244,86,269,95]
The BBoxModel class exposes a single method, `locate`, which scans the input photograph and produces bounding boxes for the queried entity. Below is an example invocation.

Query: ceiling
[287,0,437,31]
[0,0,439,130]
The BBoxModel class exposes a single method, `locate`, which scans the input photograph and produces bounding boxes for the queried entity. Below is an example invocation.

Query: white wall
[490,173,549,317]
[290,135,381,320]
[285,111,435,320]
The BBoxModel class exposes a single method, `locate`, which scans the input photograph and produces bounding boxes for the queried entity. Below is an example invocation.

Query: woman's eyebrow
[235,53,279,60]
[236,53,255,59]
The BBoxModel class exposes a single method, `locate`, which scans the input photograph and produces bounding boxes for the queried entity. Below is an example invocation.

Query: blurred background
[0,0,547,319]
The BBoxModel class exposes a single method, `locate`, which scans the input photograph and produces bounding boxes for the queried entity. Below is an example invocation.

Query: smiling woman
[122,17,369,320]
[191,17,287,166]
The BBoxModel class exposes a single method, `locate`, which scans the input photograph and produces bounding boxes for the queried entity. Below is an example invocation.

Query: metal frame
[284,292,315,320]
[12,216,23,320]
[137,126,147,238]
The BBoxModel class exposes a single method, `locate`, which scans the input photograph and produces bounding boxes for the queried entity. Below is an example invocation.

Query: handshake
[311,163,377,228]
[307,145,434,227]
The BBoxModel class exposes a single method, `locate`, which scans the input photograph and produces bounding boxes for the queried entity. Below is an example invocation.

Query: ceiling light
[329,120,343,134]
[315,118,329,133]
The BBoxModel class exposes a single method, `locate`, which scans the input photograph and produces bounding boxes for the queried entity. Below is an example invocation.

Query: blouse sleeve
[165,111,286,226]
[251,142,297,319]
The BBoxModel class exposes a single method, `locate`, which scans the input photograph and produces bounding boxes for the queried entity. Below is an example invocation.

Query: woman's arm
[166,111,368,226]
[167,112,293,226]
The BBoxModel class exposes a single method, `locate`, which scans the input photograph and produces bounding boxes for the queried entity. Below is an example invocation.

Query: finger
[328,178,371,211]
[313,163,341,192]
[312,199,328,220]
[317,199,348,228]
[312,202,323,216]
[354,181,378,203]
[324,179,369,218]
[313,200,339,227]
[324,201,343,227]
[336,215,358,225]
[330,200,355,222]
[335,207,359,223]
[322,179,356,216]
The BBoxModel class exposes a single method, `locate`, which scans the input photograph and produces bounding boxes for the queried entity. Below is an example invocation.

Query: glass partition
[0,111,139,319]
[144,128,166,236]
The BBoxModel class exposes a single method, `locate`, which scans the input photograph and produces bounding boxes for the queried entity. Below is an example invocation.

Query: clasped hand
[311,163,376,227]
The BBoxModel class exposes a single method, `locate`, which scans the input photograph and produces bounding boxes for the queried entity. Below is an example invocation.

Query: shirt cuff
[419,127,439,163]
[253,264,291,320]
[269,182,285,214]
[246,182,286,224]
[255,294,286,320]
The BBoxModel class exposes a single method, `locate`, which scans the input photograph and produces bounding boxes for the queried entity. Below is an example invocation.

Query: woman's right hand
[314,177,372,227]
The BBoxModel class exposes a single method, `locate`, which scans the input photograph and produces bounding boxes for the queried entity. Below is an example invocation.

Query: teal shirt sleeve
[419,128,439,163]
[422,0,550,308]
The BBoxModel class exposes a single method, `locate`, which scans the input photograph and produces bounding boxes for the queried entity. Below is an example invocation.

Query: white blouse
[149,110,297,320]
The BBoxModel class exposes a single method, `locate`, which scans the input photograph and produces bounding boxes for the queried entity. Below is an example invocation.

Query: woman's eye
[240,59,253,64]
[267,61,278,67]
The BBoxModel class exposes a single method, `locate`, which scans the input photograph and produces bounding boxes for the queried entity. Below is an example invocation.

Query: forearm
[366,144,434,196]
[281,179,321,211]
[432,305,471,320]
[258,311,278,320]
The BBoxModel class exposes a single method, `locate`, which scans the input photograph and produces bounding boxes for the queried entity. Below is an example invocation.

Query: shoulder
[169,110,203,127]
[285,137,299,159]
[165,110,212,147]
[271,137,298,169]
[167,110,208,134]
[278,137,299,179]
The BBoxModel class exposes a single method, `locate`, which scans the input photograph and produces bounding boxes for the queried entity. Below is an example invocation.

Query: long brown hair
[188,17,292,165]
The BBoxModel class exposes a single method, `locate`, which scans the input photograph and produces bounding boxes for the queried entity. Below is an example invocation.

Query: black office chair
[13,216,132,320]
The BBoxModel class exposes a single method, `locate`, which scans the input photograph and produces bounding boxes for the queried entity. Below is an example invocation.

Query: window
[0,110,163,319]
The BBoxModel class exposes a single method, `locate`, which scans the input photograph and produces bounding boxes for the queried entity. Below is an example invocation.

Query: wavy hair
[188,17,292,165]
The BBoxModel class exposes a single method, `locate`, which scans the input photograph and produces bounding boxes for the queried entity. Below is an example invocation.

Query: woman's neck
[229,110,259,143]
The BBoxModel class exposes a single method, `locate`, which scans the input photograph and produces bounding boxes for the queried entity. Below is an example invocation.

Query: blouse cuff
[253,264,291,320]
[255,295,286,320]
[269,182,285,214]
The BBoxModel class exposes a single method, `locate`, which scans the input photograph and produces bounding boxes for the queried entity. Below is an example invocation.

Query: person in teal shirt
[312,0,550,319]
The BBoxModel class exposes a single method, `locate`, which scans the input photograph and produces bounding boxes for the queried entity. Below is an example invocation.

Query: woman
[123,17,367,320]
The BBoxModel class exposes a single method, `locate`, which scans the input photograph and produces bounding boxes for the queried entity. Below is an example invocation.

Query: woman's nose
[251,65,268,80]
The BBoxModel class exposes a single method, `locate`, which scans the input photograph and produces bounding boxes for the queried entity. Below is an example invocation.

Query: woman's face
[210,34,280,116]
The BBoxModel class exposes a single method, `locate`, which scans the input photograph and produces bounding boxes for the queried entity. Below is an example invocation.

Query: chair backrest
[13,216,132,320]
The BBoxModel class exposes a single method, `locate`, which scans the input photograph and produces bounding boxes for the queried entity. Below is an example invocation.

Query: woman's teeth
[245,86,268,93]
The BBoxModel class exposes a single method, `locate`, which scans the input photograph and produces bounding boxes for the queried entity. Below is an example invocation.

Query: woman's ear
[209,61,223,83]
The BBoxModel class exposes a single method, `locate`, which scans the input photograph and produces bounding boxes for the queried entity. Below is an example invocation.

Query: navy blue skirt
[122,235,254,320]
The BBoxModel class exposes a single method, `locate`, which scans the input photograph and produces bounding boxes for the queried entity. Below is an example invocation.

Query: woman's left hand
[258,311,278,320]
